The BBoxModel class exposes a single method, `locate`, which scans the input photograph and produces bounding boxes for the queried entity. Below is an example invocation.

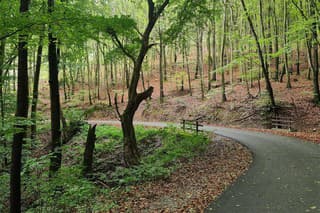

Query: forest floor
[31,125,253,212]
[62,70,320,143]
[32,68,320,211]
[108,135,252,212]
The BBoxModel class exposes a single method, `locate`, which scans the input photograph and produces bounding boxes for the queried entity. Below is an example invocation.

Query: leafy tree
[108,0,169,166]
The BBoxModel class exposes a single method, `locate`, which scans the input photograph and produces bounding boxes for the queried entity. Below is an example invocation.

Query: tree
[240,0,276,107]
[48,0,62,177]
[220,0,227,102]
[30,26,45,140]
[109,0,169,166]
[10,0,30,211]
[291,0,320,103]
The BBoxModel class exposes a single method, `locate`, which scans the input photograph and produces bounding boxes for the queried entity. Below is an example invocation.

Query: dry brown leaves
[107,136,253,212]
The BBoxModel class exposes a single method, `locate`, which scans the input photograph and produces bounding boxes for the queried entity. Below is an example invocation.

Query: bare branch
[134,26,143,37]
[147,43,158,50]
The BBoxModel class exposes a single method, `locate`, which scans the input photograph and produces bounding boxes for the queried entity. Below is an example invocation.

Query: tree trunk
[199,29,205,100]
[241,0,276,107]
[86,48,92,105]
[30,28,44,140]
[95,42,100,100]
[273,0,280,81]
[10,0,30,211]
[212,17,217,81]
[121,110,139,166]
[116,0,169,167]
[0,40,7,166]
[195,35,200,79]
[0,40,5,125]
[221,0,227,102]
[62,57,68,101]
[310,0,320,103]
[283,0,292,89]
[124,58,130,89]
[207,27,212,90]
[159,26,164,103]
[48,0,62,177]
[82,124,97,176]
[185,47,192,96]
[163,44,167,81]
[296,42,300,75]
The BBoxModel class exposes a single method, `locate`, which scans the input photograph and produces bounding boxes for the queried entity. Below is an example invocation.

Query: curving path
[88,120,320,213]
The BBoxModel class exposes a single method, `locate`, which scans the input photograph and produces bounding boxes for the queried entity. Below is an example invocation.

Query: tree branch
[133,86,154,112]
[156,0,170,18]
[147,0,155,21]
[291,0,308,20]
[148,43,158,50]
[134,26,143,37]
[106,27,136,62]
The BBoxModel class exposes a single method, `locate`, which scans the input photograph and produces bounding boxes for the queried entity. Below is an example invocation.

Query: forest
[1,0,320,212]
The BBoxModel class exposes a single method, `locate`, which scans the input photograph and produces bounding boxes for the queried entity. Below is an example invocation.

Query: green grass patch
[110,126,210,185]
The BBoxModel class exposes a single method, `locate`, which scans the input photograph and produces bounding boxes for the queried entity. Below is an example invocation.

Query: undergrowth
[0,125,209,212]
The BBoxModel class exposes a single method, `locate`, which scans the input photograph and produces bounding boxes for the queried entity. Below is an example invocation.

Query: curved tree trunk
[107,0,169,167]
[121,86,153,166]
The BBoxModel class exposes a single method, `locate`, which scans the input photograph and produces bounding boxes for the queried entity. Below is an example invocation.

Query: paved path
[88,120,320,213]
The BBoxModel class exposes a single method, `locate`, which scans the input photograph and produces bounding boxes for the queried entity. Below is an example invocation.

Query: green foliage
[95,139,119,153]
[254,91,281,108]
[111,127,209,185]
[95,125,122,140]
[0,172,9,211]
[28,166,107,212]
[64,108,85,122]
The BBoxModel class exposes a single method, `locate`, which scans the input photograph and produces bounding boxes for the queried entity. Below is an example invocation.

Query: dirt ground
[107,135,252,212]
[56,69,320,143]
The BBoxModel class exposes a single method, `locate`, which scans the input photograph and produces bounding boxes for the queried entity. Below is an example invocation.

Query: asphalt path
[88,120,320,213]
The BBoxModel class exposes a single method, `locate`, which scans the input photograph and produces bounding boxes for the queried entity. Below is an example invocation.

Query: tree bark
[30,28,44,140]
[283,0,292,89]
[221,0,227,102]
[82,124,97,176]
[86,47,92,105]
[10,0,30,211]
[212,17,217,81]
[185,47,192,96]
[241,0,276,107]
[159,25,164,103]
[48,0,62,177]
[273,0,280,81]
[199,29,205,100]
[309,0,320,103]
[207,27,212,90]
[106,0,168,166]
[0,40,7,167]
